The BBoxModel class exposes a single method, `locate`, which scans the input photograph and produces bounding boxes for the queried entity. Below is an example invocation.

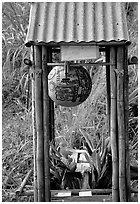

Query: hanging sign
[61,45,99,61]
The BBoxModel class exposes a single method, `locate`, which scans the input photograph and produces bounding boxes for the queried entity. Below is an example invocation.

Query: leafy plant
[2,2,31,112]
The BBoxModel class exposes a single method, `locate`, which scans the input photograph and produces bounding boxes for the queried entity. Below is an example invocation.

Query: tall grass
[55,65,107,148]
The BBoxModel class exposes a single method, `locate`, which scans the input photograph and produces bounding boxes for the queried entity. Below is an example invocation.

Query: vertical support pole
[106,47,111,137]
[48,48,55,142]
[26,73,30,110]
[31,45,38,201]
[124,45,131,201]
[42,46,51,201]
[117,46,127,201]
[110,47,119,202]
[50,99,55,142]
[34,46,45,202]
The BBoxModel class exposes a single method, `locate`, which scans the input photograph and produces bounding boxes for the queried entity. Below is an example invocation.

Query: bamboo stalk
[52,189,112,196]
[110,47,119,201]
[26,74,29,110]
[16,169,33,195]
[106,48,111,137]
[31,45,38,202]
[42,46,51,202]
[48,48,55,142]
[117,46,126,202]
[124,45,131,201]
[50,100,55,141]
[17,189,113,197]
[34,45,45,201]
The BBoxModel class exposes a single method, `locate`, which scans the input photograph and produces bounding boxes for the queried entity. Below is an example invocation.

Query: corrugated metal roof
[25,2,130,46]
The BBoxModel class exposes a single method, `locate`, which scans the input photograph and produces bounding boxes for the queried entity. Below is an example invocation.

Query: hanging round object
[48,65,92,107]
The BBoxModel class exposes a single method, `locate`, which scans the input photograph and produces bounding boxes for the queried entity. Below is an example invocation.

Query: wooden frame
[32,44,130,202]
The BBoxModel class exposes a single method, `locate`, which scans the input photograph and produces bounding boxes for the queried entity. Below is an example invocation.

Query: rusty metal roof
[25,2,130,47]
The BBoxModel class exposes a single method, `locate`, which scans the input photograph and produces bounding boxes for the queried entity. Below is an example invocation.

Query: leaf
[91,149,97,163]
[129,88,138,104]
[69,160,77,172]
[50,142,62,158]
[100,148,107,168]
[50,167,61,181]
[100,135,105,158]
[90,166,97,188]
[95,152,101,176]
[79,128,94,153]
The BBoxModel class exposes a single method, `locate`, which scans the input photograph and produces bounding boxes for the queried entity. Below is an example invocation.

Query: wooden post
[48,48,55,142]
[31,45,38,201]
[117,46,127,201]
[106,47,111,137]
[110,47,119,202]
[34,46,45,201]
[42,46,51,201]
[124,45,131,201]
[50,100,55,142]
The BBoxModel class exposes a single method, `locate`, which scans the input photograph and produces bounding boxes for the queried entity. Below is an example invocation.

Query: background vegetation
[2,2,138,202]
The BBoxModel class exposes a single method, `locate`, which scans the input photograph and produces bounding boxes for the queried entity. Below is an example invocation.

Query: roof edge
[25,40,131,47]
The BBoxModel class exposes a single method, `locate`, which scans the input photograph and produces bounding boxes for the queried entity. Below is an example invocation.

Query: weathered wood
[117,46,126,202]
[31,45,38,202]
[110,47,119,202]
[124,45,131,201]
[35,45,45,201]
[42,46,51,202]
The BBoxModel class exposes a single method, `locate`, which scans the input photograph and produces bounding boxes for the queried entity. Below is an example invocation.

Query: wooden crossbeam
[16,188,138,197]
[47,62,115,66]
